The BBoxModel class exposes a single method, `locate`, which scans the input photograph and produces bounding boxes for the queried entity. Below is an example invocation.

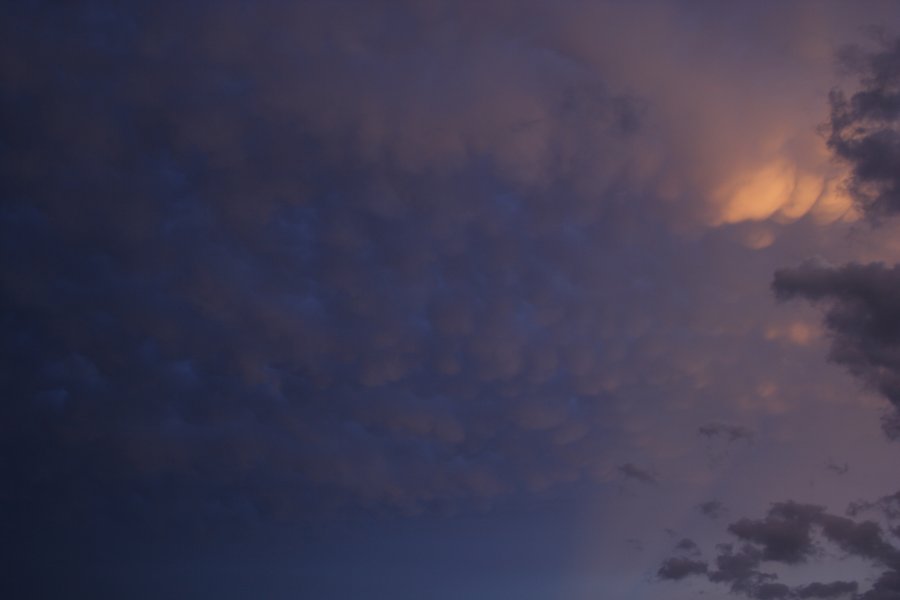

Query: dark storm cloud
[698,422,754,468]
[773,261,900,436]
[662,501,900,599]
[0,0,671,553]
[828,37,900,219]
[5,1,900,598]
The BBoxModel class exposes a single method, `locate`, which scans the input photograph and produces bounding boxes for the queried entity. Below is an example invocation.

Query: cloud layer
[5,2,900,599]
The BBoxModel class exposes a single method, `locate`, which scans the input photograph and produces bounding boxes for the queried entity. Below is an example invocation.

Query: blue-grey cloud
[1,1,672,553]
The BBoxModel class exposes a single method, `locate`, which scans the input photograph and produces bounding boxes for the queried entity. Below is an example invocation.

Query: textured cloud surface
[4,2,900,599]
[1,0,651,525]
[828,37,900,219]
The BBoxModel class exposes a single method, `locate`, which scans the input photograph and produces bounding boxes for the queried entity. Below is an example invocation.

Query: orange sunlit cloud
[711,153,858,227]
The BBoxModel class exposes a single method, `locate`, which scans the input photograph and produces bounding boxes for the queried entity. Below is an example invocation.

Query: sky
[4,1,900,599]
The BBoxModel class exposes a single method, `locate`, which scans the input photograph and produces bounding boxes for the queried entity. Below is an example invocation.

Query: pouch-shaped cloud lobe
[0,0,674,537]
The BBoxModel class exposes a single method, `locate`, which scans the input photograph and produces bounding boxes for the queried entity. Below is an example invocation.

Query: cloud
[1,6,887,511]
[657,556,708,581]
[617,463,658,486]
[794,581,858,599]
[675,537,702,556]
[698,422,755,443]
[661,500,900,599]
[827,37,900,220]
[773,260,900,436]
[698,422,755,468]
[825,458,849,475]
[860,570,900,600]
[1,0,699,540]
[707,543,775,598]
[698,500,728,520]
[848,490,900,522]
[5,6,900,597]
[728,502,823,565]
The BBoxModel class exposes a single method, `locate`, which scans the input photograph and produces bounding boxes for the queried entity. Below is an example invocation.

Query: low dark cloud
[707,543,774,597]
[728,502,822,564]
[662,501,900,599]
[773,261,900,437]
[828,37,900,219]
[861,570,900,600]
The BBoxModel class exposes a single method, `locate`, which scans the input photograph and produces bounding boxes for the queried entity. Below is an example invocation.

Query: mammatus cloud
[5,0,743,543]
[2,2,893,539]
